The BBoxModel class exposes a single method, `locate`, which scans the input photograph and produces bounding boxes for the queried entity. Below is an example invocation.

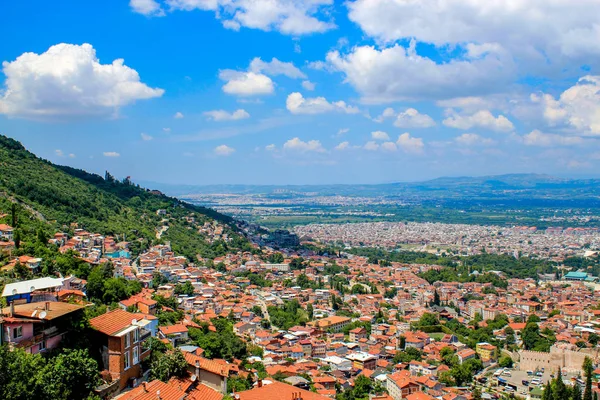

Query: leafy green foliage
[0,345,100,400]
[188,319,247,361]
[149,350,188,382]
[267,300,307,330]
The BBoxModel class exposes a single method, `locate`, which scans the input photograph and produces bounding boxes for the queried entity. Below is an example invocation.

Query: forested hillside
[0,134,249,262]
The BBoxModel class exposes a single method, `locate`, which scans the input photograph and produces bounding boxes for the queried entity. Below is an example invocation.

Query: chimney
[142,382,149,392]
[45,302,50,311]
[195,360,200,378]
[257,379,263,388]
[156,389,161,399]
[10,301,14,317]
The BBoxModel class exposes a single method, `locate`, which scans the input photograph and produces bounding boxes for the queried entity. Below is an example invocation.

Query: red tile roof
[90,309,138,336]
[237,381,329,400]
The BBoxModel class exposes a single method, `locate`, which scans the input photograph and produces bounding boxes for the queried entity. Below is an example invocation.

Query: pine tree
[542,381,553,400]
[553,370,569,400]
[573,383,582,400]
[10,203,17,227]
[584,356,593,400]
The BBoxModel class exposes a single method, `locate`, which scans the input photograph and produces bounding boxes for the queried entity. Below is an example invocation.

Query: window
[124,332,130,348]
[133,346,139,365]
[39,340,46,351]
[13,326,22,339]
[133,328,139,343]
[124,351,130,370]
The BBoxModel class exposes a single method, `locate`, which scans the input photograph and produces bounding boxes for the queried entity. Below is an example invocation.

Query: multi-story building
[307,315,350,333]
[90,309,156,391]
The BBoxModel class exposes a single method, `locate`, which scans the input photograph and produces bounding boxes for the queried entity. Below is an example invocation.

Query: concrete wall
[519,346,600,373]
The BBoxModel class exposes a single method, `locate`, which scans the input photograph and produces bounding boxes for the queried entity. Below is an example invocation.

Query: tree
[13,229,21,249]
[573,383,582,400]
[584,356,593,400]
[307,303,314,320]
[149,350,188,382]
[432,289,441,306]
[36,349,100,400]
[499,355,513,368]
[353,375,372,398]
[418,312,439,327]
[472,387,482,400]
[542,382,553,400]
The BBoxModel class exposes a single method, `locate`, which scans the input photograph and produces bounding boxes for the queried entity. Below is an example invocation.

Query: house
[182,350,229,394]
[476,342,497,364]
[307,315,350,333]
[456,348,477,364]
[349,327,368,343]
[386,370,421,400]
[346,352,378,370]
[236,381,330,400]
[0,301,85,354]
[0,224,14,240]
[2,277,64,304]
[89,309,156,391]
[159,323,189,347]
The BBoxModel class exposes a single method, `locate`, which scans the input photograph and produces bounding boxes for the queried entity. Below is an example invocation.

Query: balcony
[139,329,151,342]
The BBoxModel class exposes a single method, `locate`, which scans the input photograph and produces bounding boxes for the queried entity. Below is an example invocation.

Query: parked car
[522,380,530,386]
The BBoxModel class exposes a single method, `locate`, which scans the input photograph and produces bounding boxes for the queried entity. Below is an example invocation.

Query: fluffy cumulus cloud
[375,107,436,128]
[132,0,335,35]
[334,141,350,151]
[140,132,153,141]
[214,144,236,156]
[531,76,600,136]
[454,133,496,146]
[0,43,164,118]
[249,57,306,79]
[103,151,120,157]
[396,132,424,154]
[286,92,359,115]
[522,130,585,147]
[219,70,274,96]
[174,112,184,119]
[283,137,325,152]
[443,109,514,132]
[302,80,316,91]
[203,108,250,121]
[371,130,390,141]
[326,43,511,103]
[346,0,600,64]
[363,141,379,151]
[130,0,165,16]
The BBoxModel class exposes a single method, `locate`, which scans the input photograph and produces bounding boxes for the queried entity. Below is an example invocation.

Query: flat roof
[2,277,64,297]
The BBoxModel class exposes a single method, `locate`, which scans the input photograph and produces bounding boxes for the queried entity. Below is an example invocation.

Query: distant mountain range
[143,174,600,201]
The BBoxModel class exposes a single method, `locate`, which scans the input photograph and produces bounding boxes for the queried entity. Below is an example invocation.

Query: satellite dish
[131,319,138,326]
[12,289,17,295]
[39,311,47,319]
[190,375,197,382]
[30,286,36,292]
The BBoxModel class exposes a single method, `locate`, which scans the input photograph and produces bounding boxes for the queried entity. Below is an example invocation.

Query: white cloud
[55,149,64,157]
[396,132,424,154]
[69,153,76,158]
[436,96,498,112]
[0,43,164,118]
[265,144,276,151]
[522,130,585,147]
[283,137,325,153]
[347,0,600,64]
[455,133,496,146]
[214,144,235,156]
[337,128,349,136]
[134,0,335,35]
[302,80,316,91]
[326,43,512,103]
[335,141,350,151]
[130,0,165,16]
[141,133,153,141]
[103,151,120,157]
[174,112,184,119]
[380,141,397,152]
[443,109,514,132]
[530,76,600,136]
[286,92,359,115]
[249,57,306,79]
[219,70,274,96]
[203,109,250,121]
[374,107,396,122]
[364,141,379,151]
[371,130,390,141]
[163,127,171,133]
[393,108,436,128]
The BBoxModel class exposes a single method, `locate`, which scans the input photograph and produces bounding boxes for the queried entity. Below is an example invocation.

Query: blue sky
[1,0,600,185]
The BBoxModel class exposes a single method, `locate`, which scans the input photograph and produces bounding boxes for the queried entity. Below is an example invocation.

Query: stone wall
[518,345,600,373]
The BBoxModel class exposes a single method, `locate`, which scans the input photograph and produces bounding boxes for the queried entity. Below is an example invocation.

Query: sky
[1,0,600,185]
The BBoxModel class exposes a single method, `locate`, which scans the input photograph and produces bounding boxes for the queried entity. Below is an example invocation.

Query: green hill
[0,134,250,266]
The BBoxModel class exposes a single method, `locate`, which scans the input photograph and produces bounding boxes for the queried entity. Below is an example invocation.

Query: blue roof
[565,272,588,278]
